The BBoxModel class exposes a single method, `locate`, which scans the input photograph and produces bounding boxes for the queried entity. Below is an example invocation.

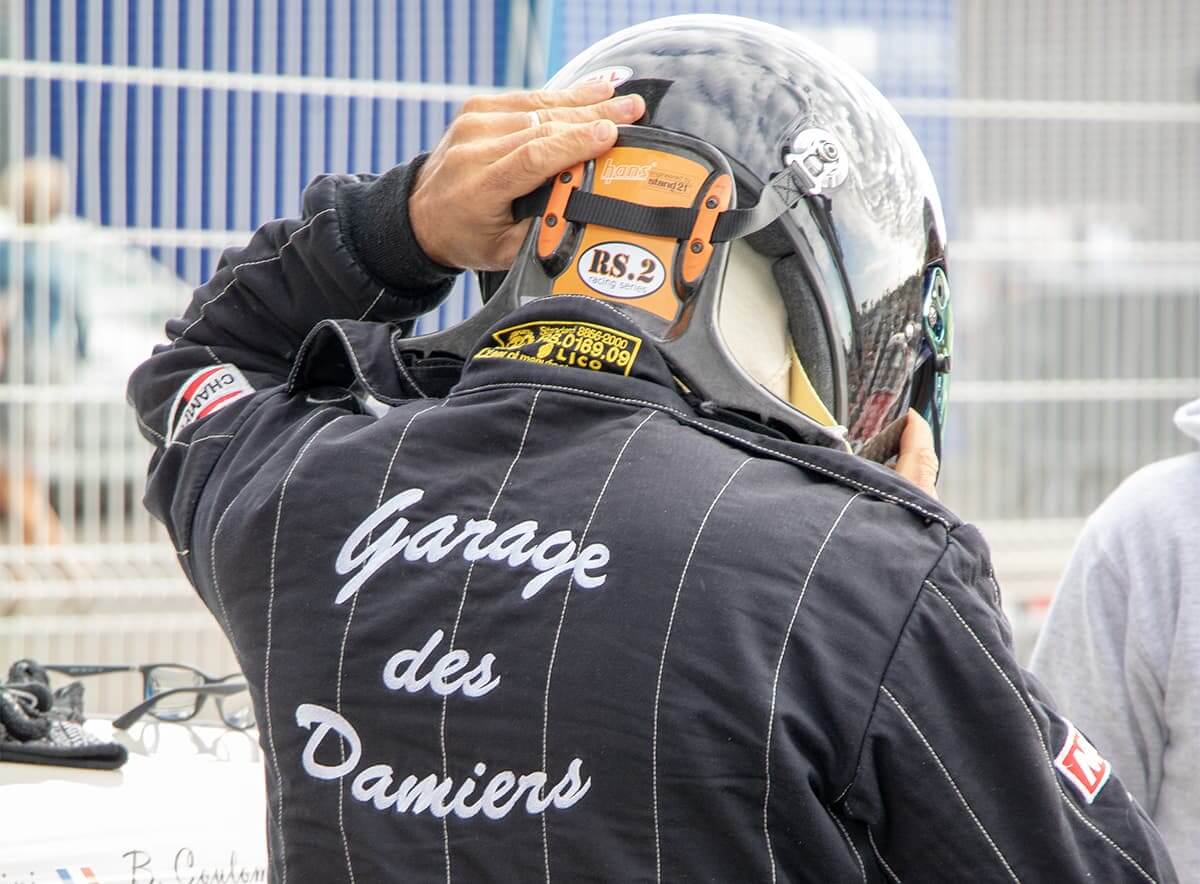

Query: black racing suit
[129,160,1178,883]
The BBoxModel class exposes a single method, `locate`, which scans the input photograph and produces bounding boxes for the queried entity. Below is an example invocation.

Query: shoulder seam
[183,398,341,578]
[832,529,953,805]
[171,208,335,350]
[450,380,954,529]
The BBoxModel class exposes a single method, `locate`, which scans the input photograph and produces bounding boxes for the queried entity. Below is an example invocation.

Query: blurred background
[0,0,1195,716]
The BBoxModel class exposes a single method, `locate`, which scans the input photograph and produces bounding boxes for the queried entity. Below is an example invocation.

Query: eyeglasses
[41,663,255,731]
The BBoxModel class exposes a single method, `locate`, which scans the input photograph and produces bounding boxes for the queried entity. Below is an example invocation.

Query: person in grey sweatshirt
[1032,396,1200,876]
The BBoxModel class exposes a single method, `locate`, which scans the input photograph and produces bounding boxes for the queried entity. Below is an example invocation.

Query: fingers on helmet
[490,120,617,193]
[896,410,939,496]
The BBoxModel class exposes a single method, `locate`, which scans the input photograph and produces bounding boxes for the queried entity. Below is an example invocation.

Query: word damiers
[296,704,591,821]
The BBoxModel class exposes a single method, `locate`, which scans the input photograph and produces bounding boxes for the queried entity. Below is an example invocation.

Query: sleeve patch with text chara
[165,364,255,443]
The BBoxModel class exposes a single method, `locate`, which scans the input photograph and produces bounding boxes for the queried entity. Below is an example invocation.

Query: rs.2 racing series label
[576,242,666,300]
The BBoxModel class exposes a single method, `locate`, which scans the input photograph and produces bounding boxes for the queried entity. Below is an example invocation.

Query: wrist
[337,156,461,293]
[407,182,456,271]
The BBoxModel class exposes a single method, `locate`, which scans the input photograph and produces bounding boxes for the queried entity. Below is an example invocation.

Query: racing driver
[130,16,1176,883]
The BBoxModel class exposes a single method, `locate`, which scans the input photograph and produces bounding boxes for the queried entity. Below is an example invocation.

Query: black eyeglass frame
[41,663,253,730]
[111,680,251,730]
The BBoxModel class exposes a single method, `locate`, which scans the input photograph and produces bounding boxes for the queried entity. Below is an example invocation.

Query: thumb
[893,409,940,499]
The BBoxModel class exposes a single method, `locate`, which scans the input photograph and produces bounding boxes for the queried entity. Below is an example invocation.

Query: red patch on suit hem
[1054,721,1111,803]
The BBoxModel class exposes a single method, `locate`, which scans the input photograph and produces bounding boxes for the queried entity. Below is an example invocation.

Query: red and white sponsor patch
[1054,721,1112,803]
[165,364,255,442]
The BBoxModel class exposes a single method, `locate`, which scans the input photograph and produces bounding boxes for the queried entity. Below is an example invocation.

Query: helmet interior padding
[772,252,837,415]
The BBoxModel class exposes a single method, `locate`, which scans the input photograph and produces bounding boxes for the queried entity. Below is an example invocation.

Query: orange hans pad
[682,174,732,284]
[537,162,584,259]
[551,147,709,322]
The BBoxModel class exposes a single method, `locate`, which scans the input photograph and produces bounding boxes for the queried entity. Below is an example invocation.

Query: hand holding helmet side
[892,409,939,499]
[407,82,645,272]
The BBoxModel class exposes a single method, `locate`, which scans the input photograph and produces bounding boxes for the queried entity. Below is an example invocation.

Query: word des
[382,628,500,699]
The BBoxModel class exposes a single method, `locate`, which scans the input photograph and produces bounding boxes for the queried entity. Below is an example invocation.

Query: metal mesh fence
[0,0,1195,696]
[0,0,509,713]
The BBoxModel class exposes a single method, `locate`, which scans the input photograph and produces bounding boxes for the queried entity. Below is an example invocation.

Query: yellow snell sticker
[474,321,642,377]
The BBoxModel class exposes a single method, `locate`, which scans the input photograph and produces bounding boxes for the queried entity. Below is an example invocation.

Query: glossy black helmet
[543,14,952,458]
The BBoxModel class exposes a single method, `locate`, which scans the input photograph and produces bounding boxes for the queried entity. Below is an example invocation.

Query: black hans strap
[512,165,808,244]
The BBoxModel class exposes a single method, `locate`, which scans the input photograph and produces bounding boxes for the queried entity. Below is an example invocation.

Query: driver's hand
[409,81,646,272]
[893,410,940,499]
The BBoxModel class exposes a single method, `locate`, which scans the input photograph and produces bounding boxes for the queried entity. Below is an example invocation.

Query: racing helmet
[416,15,952,461]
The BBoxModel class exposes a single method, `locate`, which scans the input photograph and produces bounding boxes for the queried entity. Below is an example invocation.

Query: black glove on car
[7,658,87,724]
[0,661,127,770]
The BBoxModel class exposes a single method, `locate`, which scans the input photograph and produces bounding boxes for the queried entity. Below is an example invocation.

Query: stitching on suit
[377,402,448,509]
[540,409,657,881]
[450,380,952,529]
[830,531,954,807]
[203,403,336,632]
[330,319,409,404]
[827,805,867,883]
[263,412,346,884]
[356,287,387,321]
[880,684,1020,883]
[440,391,540,882]
[763,492,863,882]
[174,391,310,579]
[332,594,361,884]
[389,331,430,398]
[333,401,441,883]
[652,457,753,883]
[208,494,246,662]
[286,328,321,391]
[987,568,1002,608]
[546,293,643,322]
[924,581,1157,884]
[178,400,333,592]
[305,392,353,404]
[172,208,335,348]
[135,411,166,443]
[286,325,336,393]
[293,405,343,436]
[164,433,238,449]
[204,345,221,364]
[289,319,408,406]
[868,827,902,883]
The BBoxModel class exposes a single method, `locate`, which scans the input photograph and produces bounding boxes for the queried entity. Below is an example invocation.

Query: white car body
[0,719,267,882]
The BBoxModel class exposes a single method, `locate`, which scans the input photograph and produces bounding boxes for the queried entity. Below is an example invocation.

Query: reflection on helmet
[538,15,952,458]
